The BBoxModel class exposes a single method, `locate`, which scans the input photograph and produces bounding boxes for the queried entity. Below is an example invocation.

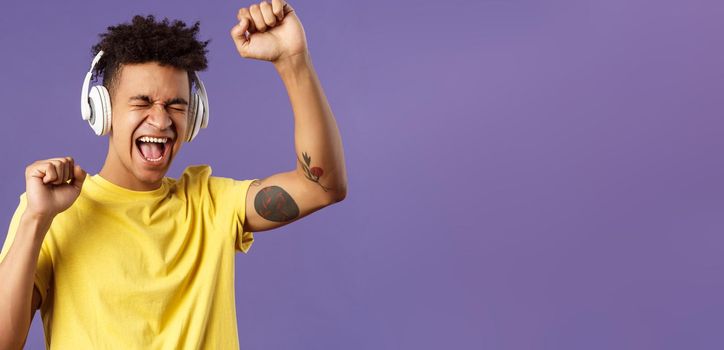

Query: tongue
[139,142,164,160]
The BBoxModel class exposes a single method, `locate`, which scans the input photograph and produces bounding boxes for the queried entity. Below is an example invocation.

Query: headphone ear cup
[192,93,205,142]
[199,91,209,129]
[88,85,112,136]
[186,93,200,142]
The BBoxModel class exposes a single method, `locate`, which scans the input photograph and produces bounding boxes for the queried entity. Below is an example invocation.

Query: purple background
[1,0,723,348]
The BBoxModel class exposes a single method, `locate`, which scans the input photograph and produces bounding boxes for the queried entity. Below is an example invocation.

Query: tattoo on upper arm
[254,185,300,222]
[298,152,332,192]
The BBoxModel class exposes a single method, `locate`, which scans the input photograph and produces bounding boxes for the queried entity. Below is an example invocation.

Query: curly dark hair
[91,15,210,97]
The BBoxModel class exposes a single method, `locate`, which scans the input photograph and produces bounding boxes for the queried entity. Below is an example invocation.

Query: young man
[0,1,347,348]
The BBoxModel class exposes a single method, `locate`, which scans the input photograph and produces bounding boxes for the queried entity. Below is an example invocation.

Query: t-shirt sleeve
[219,177,257,254]
[186,165,258,254]
[0,193,53,305]
[232,179,257,253]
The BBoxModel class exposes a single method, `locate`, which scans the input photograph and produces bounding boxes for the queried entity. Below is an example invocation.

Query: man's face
[105,62,189,190]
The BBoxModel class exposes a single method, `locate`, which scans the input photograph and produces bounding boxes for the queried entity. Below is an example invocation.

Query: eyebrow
[129,95,188,106]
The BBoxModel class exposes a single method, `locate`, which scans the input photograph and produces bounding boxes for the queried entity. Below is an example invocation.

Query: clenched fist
[230,0,308,62]
[24,157,86,219]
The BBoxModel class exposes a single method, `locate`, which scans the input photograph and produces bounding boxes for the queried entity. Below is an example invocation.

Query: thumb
[71,165,87,190]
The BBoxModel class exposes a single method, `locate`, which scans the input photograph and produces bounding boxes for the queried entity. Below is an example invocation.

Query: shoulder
[169,164,212,197]
[172,164,255,192]
[172,164,244,198]
[179,164,213,180]
[173,164,215,187]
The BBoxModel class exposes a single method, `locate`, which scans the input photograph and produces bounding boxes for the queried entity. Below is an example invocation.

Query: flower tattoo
[298,152,331,192]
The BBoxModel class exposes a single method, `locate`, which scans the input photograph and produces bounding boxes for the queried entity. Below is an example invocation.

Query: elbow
[334,188,347,203]
[335,181,348,202]
[325,184,347,205]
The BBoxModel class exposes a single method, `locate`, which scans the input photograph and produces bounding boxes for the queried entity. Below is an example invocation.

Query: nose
[146,102,173,130]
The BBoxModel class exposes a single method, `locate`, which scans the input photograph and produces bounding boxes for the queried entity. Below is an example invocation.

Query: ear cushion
[199,92,209,129]
[191,93,205,142]
[88,85,112,136]
[186,93,200,142]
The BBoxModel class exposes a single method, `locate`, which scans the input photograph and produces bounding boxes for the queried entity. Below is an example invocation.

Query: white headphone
[80,50,209,142]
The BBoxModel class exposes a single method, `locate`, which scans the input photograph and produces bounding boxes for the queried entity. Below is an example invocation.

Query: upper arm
[244,169,343,232]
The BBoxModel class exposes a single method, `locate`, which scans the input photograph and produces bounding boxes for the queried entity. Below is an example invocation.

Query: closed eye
[128,95,188,111]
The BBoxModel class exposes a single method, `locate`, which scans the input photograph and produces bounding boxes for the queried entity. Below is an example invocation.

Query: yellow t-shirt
[0,165,257,349]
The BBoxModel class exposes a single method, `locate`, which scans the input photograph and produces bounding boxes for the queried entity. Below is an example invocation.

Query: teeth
[145,155,163,162]
[138,136,168,143]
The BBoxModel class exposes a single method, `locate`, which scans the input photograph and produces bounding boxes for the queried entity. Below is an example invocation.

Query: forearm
[0,212,51,349]
[274,52,347,200]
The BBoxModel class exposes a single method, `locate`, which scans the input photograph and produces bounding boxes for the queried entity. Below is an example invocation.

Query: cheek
[174,115,189,139]
[111,112,142,147]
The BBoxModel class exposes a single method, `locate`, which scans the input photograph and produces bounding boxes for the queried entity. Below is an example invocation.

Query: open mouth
[135,136,173,164]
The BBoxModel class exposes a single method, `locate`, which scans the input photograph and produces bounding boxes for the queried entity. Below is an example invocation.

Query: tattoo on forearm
[254,185,300,222]
[298,152,332,192]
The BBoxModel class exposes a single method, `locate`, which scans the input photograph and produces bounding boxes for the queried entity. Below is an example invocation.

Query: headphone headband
[81,50,105,121]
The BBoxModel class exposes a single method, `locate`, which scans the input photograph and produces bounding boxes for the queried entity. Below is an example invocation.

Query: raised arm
[230,0,347,232]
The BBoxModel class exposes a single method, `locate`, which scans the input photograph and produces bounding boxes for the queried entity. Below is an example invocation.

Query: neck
[99,151,164,192]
